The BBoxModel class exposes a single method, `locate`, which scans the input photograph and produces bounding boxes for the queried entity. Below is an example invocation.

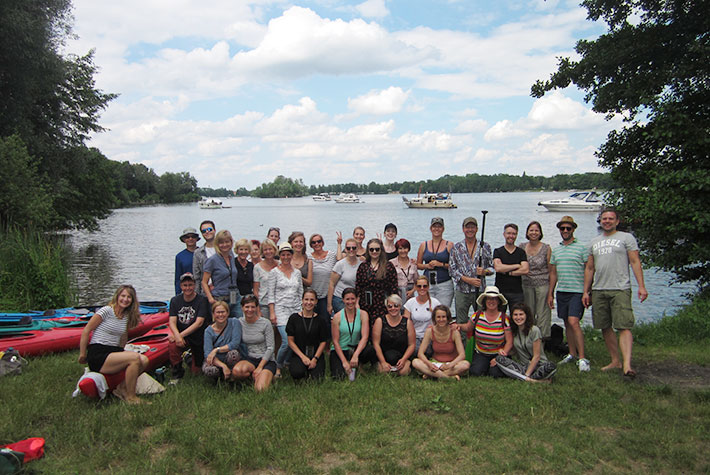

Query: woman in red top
[412,305,469,380]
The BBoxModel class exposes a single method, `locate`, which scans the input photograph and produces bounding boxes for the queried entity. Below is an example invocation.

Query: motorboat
[538,191,604,212]
[312,193,331,201]
[334,193,362,203]
[198,198,223,209]
[402,192,457,209]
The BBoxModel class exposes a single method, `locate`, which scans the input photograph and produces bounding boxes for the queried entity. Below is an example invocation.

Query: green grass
[2,336,709,474]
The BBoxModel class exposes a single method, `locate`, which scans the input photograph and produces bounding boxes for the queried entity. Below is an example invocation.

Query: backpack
[0,349,28,377]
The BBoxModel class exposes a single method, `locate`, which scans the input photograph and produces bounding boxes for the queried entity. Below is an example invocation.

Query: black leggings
[289,354,326,381]
[469,352,505,378]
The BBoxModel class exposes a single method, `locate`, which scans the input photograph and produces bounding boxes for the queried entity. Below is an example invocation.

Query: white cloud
[356,0,390,19]
[347,87,410,115]
[526,91,603,129]
[484,120,528,141]
[455,119,489,134]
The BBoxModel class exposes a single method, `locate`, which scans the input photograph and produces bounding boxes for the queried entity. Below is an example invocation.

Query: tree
[532,0,710,288]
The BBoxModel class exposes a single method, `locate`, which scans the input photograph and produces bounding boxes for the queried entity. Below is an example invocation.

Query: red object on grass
[1,437,45,462]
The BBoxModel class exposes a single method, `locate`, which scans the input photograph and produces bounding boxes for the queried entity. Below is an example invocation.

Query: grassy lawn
[3,331,710,474]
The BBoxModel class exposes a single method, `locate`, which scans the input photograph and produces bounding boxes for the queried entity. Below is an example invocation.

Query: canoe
[78,325,171,399]
[0,300,169,322]
[0,311,169,356]
[0,317,86,335]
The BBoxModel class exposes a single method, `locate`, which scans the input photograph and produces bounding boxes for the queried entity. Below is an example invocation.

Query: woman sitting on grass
[372,294,415,376]
[233,295,276,392]
[287,288,329,382]
[202,301,243,382]
[412,305,469,380]
[78,285,147,404]
[495,303,557,382]
[330,288,370,380]
[457,286,512,378]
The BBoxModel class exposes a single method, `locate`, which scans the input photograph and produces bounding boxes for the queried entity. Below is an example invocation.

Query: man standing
[175,227,200,295]
[493,223,529,312]
[583,208,648,378]
[547,216,590,372]
[449,217,493,337]
[193,220,216,294]
[168,272,210,379]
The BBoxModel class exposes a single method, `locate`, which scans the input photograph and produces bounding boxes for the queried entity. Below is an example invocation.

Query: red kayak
[0,311,169,357]
[77,325,171,398]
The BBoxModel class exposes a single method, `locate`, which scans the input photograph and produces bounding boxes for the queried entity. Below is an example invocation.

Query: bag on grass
[0,449,23,475]
[0,349,28,377]
[1,438,45,462]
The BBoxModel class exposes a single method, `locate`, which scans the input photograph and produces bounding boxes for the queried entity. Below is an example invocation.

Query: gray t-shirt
[332,258,361,299]
[588,231,639,290]
[513,325,548,366]
[238,316,275,361]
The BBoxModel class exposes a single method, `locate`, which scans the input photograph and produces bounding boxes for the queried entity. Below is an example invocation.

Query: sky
[67,0,620,189]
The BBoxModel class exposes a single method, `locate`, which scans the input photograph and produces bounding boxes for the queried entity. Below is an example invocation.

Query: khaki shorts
[591,289,635,330]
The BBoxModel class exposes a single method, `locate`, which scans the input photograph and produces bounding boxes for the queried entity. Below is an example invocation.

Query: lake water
[66,192,692,323]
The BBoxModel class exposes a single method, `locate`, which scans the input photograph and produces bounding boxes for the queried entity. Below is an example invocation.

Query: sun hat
[180,227,201,242]
[556,216,578,229]
[278,242,294,254]
[475,285,508,308]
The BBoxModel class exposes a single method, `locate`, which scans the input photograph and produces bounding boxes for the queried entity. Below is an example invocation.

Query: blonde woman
[202,230,240,317]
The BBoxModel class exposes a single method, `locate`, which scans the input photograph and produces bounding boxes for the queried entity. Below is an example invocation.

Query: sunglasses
[369,248,381,252]
[416,284,429,288]
[559,226,574,231]
[386,304,400,309]
[345,246,357,251]
[201,227,214,233]
[311,239,323,244]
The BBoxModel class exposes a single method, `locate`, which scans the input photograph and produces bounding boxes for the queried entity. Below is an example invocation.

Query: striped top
[550,239,588,293]
[238,316,275,362]
[473,312,510,355]
[89,306,128,347]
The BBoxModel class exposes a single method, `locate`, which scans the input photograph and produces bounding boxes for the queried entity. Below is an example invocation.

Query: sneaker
[171,364,185,379]
[577,358,591,372]
[559,354,575,365]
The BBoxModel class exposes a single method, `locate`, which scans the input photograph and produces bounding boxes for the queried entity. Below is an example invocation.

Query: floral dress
[355,262,398,323]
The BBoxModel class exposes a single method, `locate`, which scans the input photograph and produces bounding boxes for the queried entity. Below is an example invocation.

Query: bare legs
[412,358,470,380]
[101,351,149,404]
[564,317,585,359]
[601,328,633,373]
[232,360,273,392]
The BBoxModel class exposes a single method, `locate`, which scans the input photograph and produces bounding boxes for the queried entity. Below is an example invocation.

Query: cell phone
[364,291,373,306]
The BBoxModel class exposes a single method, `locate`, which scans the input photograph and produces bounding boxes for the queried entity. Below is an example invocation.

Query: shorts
[591,289,635,330]
[243,355,277,374]
[556,292,584,320]
[87,343,124,372]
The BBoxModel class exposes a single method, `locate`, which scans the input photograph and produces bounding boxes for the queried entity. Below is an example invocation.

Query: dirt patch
[312,453,357,472]
[632,360,710,389]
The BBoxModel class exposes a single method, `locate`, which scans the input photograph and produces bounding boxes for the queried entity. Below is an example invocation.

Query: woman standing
[268,242,304,378]
[249,239,261,265]
[372,294,416,376]
[202,230,240,317]
[330,288,370,379]
[78,285,147,404]
[352,226,367,259]
[390,238,418,302]
[253,239,278,318]
[382,223,398,260]
[403,276,441,351]
[266,227,281,246]
[457,286,513,378]
[309,233,337,323]
[356,238,398,324]
[416,217,454,308]
[234,238,256,297]
[202,301,243,381]
[286,289,329,381]
[327,238,361,315]
[289,231,313,287]
[412,305,469,380]
[519,221,552,340]
[232,295,276,392]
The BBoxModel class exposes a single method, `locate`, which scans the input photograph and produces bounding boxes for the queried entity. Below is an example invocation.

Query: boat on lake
[334,193,362,203]
[538,191,604,212]
[402,192,457,209]
[198,198,223,209]
[312,193,331,201]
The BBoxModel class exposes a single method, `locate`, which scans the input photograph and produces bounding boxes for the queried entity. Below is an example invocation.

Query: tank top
[380,316,409,354]
[431,328,457,362]
[422,240,451,283]
[520,242,550,288]
[337,308,361,351]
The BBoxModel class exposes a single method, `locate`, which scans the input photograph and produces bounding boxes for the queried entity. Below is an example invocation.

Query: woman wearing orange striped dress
[457,286,512,377]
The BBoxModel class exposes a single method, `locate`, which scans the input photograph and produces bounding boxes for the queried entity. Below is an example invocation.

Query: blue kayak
[0,300,169,322]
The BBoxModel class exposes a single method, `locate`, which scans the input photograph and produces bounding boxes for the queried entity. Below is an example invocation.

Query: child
[496,303,557,382]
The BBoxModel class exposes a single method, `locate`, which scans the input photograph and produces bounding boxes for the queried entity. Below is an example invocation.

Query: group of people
[78,208,647,401]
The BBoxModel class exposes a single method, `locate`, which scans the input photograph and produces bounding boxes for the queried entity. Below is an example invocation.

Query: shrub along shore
[1,294,708,473]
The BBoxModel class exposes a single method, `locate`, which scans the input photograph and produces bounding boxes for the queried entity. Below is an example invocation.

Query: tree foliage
[253,176,310,198]
[532,0,710,288]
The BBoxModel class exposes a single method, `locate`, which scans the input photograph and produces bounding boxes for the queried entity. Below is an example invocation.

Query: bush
[635,292,710,346]
[0,227,73,311]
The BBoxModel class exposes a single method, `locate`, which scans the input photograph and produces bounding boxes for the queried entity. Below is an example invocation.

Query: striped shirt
[239,316,275,362]
[89,306,127,347]
[550,239,587,293]
[473,312,510,355]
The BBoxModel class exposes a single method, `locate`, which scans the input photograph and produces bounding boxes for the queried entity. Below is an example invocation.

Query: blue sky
[68,0,619,189]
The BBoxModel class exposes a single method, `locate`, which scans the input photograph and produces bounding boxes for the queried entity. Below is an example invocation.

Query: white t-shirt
[332,258,361,299]
[404,296,441,339]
